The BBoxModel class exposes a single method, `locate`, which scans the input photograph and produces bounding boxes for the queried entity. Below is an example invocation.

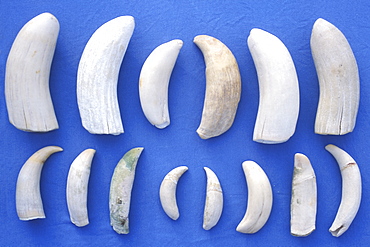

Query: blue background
[1,0,370,246]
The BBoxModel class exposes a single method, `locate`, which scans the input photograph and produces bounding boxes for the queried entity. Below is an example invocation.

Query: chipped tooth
[203,167,223,230]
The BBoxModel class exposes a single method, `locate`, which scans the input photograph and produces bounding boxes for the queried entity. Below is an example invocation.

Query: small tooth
[203,167,223,230]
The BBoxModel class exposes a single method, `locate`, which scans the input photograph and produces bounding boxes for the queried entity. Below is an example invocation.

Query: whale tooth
[203,167,223,230]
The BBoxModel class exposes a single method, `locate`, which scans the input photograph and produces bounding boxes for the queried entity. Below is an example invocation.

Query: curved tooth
[248,28,299,144]
[16,146,63,220]
[66,149,96,227]
[5,12,59,132]
[77,16,135,135]
[237,161,273,233]
[159,166,188,220]
[139,39,183,129]
[203,167,223,230]
[193,35,241,139]
[291,153,317,237]
[109,147,144,234]
[311,18,359,135]
[325,144,361,237]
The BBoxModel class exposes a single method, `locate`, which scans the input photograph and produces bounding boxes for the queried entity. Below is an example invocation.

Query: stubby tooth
[16,146,63,220]
[109,147,144,234]
[203,167,223,230]
[159,166,188,220]
[5,12,59,132]
[194,35,241,139]
[248,28,299,144]
[325,144,361,237]
[311,18,359,135]
[66,149,96,227]
[77,16,135,135]
[139,39,183,129]
[291,153,317,237]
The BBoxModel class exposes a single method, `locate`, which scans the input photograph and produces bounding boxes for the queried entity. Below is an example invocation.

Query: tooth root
[193,35,241,139]
[325,144,361,237]
[16,146,63,220]
[203,167,223,230]
[77,16,135,135]
[139,39,183,129]
[109,147,144,234]
[311,18,359,135]
[159,166,188,220]
[290,153,317,237]
[237,161,273,233]
[5,12,59,132]
[66,149,96,227]
[247,28,300,144]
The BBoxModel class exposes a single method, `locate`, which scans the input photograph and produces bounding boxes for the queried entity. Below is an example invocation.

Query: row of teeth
[5,13,359,141]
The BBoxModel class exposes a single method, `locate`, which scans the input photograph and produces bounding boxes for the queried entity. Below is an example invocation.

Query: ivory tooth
[109,147,144,234]
[77,16,135,135]
[159,166,188,220]
[237,161,273,233]
[311,18,359,135]
[325,144,361,237]
[248,28,299,144]
[203,167,223,230]
[194,35,241,139]
[66,149,96,227]
[290,153,317,237]
[5,12,59,132]
[16,146,63,220]
[139,39,183,129]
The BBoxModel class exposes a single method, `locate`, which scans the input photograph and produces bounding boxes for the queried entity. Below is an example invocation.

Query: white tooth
[203,167,223,230]
[247,28,299,144]
[5,12,59,132]
[159,166,188,220]
[109,147,144,234]
[193,35,241,139]
[16,146,63,220]
[291,153,317,237]
[237,161,273,233]
[66,149,96,227]
[311,18,359,135]
[77,16,135,135]
[139,39,183,129]
[325,144,361,237]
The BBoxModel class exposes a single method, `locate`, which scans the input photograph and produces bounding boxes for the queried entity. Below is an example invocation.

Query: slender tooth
[139,39,183,129]
[291,153,317,237]
[248,28,300,144]
[66,149,96,227]
[16,146,63,220]
[193,35,241,139]
[325,144,361,237]
[311,18,359,135]
[203,167,223,230]
[5,12,59,132]
[109,147,144,234]
[77,16,135,135]
[236,161,273,233]
[159,166,188,220]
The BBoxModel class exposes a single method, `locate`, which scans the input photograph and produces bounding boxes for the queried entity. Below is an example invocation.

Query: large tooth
[109,147,144,234]
[77,16,135,135]
[16,146,63,220]
[236,161,273,233]
[66,149,96,227]
[193,35,241,139]
[290,153,317,237]
[311,19,359,135]
[203,167,223,230]
[139,39,183,129]
[325,144,361,237]
[159,166,188,220]
[247,28,299,144]
[5,12,59,132]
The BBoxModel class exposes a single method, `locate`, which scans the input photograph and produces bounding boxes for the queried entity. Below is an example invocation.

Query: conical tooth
[203,167,223,230]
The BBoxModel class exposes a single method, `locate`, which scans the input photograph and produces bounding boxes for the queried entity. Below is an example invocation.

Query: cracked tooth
[203,167,223,230]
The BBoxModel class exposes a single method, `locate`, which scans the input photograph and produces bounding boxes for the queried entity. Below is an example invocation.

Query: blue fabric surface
[1,0,370,246]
